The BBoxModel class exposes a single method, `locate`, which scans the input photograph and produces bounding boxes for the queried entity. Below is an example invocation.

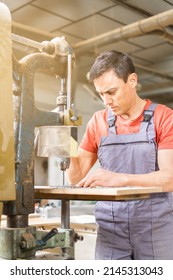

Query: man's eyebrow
[96,87,117,94]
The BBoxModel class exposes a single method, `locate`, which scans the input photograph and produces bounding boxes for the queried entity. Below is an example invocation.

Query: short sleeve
[79,110,108,153]
[155,105,173,150]
[79,114,99,153]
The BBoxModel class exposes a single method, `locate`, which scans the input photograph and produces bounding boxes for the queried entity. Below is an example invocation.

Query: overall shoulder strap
[107,103,158,135]
[140,102,158,133]
[107,109,117,134]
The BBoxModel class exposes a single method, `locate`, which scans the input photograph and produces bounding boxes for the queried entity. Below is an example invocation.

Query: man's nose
[103,94,112,105]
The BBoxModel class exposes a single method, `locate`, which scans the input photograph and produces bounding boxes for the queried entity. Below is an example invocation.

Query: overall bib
[95,103,173,259]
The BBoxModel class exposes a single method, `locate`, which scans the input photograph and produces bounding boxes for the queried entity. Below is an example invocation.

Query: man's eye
[109,91,116,95]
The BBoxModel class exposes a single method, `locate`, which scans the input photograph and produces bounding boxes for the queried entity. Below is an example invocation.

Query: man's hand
[66,148,97,185]
[76,168,125,188]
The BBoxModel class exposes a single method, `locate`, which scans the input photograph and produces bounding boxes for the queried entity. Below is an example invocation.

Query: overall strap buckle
[140,109,155,133]
[108,114,116,127]
[143,110,154,122]
[107,110,117,133]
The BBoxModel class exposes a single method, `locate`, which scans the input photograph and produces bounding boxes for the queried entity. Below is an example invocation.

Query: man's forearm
[77,167,173,192]
[122,169,173,192]
[66,157,83,185]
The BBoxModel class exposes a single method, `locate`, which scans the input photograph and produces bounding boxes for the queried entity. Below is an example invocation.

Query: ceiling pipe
[12,9,173,53]
[134,63,173,81]
[74,9,173,53]
[139,81,173,94]
[12,33,43,51]
[11,10,173,81]
[12,21,54,39]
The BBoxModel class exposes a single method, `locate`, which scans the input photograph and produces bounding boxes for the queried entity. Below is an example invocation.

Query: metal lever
[37,228,58,247]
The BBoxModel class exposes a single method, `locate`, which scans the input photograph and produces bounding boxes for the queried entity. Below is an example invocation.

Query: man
[67,50,173,259]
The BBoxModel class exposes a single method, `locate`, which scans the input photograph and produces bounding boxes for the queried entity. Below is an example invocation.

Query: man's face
[94,69,137,117]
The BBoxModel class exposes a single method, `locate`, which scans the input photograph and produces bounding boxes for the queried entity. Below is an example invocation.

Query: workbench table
[35,186,162,201]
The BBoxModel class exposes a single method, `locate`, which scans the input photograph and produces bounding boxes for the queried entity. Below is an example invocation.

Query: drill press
[0,3,82,260]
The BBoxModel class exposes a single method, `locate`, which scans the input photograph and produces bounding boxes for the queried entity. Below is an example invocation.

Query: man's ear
[129,73,138,88]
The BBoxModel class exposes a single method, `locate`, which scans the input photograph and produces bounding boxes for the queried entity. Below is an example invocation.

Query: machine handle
[37,228,58,247]
[42,227,58,243]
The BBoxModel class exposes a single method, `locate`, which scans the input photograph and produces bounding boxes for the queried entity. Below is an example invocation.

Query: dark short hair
[89,50,135,83]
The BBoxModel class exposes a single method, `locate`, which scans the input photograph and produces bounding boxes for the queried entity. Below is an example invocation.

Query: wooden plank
[35,186,162,201]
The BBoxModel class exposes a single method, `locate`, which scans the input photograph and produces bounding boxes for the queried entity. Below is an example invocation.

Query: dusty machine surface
[0,2,82,260]
[0,3,16,210]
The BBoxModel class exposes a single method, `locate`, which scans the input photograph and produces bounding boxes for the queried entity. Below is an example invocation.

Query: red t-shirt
[80,100,173,153]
